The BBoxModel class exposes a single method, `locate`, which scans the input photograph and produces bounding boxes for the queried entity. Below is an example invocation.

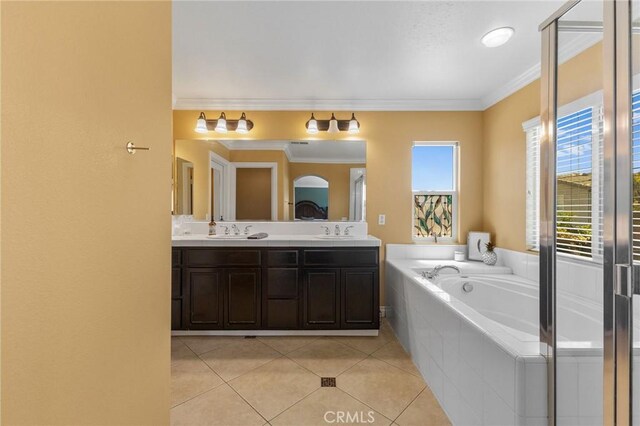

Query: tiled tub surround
[385,244,633,425]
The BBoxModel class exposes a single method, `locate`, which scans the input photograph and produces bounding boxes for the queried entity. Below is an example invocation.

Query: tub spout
[422,265,460,280]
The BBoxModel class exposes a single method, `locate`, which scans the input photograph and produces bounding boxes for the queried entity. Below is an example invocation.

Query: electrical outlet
[378,214,386,225]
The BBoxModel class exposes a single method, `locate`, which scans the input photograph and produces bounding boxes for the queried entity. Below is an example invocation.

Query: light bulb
[348,113,360,134]
[328,113,339,133]
[215,112,227,133]
[195,112,208,133]
[236,112,249,134]
[306,113,319,134]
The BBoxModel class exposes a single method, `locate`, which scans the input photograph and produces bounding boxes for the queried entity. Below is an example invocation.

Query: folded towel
[248,232,268,240]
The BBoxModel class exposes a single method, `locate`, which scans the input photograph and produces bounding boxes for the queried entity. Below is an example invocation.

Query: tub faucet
[423,265,460,280]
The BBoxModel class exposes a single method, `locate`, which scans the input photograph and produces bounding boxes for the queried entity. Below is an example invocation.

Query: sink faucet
[219,225,230,235]
[335,225,341,236]
[344,225,354,236]
[422,265,460,280]
[320,225,330,235]
[231,224,240,236]
[243,225,253,235]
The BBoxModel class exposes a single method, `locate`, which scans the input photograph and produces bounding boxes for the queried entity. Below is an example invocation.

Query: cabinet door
[341,268,379,329]
[187,268,224,329]
[302,269,340,329]
[225,268,261,329]
[171,267,183,330]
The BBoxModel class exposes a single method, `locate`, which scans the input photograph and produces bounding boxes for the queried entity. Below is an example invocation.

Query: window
[524,92,603,261]
[412,143,458,240]
[632,92,640,261]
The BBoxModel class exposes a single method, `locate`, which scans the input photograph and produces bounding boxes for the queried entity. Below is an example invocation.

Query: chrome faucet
[320,225,330,235]
[422,265,460,280]
[334,225,341,236]
[243,225,253,235]
[219,225,230,235]
[344,225,355,236]
[231,224,240,236]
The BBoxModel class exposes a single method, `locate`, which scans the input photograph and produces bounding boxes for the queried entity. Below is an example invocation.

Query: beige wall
[236,168,272,220]
[2,2,172,424]
[290,163,365,221]
[482,43,603,252]
[174,110,485,302]
[174,139,229,220]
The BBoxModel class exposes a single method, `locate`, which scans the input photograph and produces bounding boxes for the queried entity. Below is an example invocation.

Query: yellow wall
[482,43,603,251]
[2,2,172,424]
[174,110,485,302]
[290,163,365,221]
[174,139,229,219]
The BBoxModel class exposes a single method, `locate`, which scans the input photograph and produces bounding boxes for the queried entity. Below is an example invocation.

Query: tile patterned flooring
[171,321,451,425]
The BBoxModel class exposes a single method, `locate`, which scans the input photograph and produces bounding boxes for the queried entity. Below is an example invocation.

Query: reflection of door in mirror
[236,168,272,220]
[294,175,329,220]
[175,157,194,215]
[349,168,366,221]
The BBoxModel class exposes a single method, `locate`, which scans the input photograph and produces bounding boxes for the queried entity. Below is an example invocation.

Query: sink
[206,234,248,240]
[315,235,358,240]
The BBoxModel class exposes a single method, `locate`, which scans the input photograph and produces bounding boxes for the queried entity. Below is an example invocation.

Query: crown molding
[173,98,484,111]
[481,33,602,110]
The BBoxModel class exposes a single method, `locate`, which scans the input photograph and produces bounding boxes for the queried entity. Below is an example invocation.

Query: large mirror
[173,139,366,221]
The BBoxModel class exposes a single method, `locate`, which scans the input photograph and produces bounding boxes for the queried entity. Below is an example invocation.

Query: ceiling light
[306,113,319,134]
[327,113,339,133]
[195,112,208,133]
[481,27,514,48]
[348,113,360,134]
[236,112,249,134]
[214,112,228,133]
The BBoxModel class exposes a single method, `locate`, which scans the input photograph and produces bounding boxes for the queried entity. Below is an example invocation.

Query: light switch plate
[378,214,386,225]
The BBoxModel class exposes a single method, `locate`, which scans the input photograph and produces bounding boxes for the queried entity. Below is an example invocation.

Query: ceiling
[173,1,572,111]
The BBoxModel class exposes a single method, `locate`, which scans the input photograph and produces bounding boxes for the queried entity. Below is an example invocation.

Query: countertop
[172,234,381,247]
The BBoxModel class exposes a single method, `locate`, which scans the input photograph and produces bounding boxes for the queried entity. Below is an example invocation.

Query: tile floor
[171,321,451,425]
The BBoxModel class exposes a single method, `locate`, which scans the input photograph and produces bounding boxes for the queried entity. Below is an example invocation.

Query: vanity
[172,138,378,334]
[171,223,381,334]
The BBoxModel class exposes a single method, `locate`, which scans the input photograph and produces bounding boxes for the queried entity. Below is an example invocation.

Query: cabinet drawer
[187,249,261,267]
[172,249,181,266]
[303,249,378,267]
[171,267,182,298]
[266,299,299,328]
[267,268,298,298]
[267,250,298,267]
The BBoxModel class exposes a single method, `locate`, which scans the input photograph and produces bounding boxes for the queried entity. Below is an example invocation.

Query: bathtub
[385,257,626,426]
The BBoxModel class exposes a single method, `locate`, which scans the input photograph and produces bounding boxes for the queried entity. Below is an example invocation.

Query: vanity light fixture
[194,111,254,134]
[305,113,361,134]
[481,27,515,48]
[214,112,228,133]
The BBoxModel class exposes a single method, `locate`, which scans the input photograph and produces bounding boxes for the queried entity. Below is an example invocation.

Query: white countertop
[172,234,381,247]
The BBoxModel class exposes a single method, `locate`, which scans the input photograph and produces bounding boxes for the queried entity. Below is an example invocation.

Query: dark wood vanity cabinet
[172,247,379,331]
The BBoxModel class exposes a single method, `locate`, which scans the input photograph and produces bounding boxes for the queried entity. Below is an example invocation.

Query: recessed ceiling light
[481,27,515,48]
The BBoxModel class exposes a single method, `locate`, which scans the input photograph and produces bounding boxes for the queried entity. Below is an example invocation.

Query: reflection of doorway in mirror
[176,157,194,215]
[349,168,366,221]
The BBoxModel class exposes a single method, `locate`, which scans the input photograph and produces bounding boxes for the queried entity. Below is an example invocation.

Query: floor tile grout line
[391,386,428,423]
[225,378,272,425]
[268,386,326,424]
[327,377,396,424]
[170,380,227,411]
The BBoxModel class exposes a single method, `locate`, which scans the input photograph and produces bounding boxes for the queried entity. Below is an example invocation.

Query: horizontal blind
[525,126,541,250]
[632,92,640,261]
[556,107,594,258]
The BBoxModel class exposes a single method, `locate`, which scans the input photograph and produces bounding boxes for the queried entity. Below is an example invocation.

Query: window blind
[556,107,595,258]
[632,92,640,261]
[525,126,541,251]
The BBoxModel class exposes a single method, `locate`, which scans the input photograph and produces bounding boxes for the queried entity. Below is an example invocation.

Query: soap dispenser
[208,218,217,236]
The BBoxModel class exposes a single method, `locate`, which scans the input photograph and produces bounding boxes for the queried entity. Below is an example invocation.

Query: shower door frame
[539,0,635,425]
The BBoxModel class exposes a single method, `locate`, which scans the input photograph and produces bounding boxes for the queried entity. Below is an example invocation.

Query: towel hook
[126,141,150,154]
